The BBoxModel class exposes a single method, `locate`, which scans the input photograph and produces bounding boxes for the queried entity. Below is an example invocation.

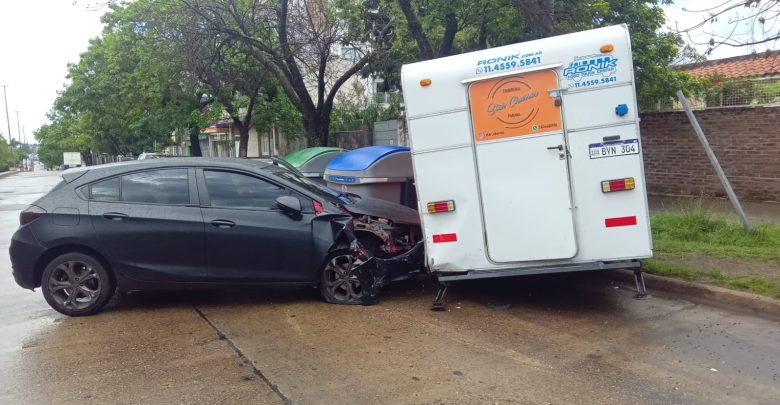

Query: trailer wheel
[319,250,363,305]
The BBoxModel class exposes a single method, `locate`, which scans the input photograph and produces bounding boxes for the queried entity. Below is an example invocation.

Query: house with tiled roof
[677,50,780,108]
[680,50,780,79]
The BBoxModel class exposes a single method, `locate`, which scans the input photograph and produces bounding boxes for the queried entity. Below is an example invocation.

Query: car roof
[62,157,274,183]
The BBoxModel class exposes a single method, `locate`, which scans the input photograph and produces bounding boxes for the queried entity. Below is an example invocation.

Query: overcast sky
[0,1,774,143]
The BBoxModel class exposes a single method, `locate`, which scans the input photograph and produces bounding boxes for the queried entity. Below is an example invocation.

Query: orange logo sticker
[469,70,561,142]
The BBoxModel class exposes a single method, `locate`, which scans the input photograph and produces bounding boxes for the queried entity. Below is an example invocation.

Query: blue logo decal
[327,175,357,184]
[563,54,618,82]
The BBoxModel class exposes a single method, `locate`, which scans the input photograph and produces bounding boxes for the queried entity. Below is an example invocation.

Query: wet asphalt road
[1,168,779,404]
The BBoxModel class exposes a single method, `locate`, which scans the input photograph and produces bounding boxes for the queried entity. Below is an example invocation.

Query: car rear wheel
[319,250,364,305]
[41,253,114,316]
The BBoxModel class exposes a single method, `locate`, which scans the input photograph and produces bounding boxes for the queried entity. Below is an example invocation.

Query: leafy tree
[182,0,392,147]
[391,0,703,106]
[115,0,274,157]
[55,25,204,156]
[34,114,94,168]
[0,136,22,171]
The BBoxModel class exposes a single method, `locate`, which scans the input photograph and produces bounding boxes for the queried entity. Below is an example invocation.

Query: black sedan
[10,158,422,316]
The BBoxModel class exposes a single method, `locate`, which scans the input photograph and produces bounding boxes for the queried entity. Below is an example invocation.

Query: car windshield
[274,170,353,205]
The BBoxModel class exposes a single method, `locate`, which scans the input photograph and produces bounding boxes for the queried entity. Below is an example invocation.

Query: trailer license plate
[589,139,639,159]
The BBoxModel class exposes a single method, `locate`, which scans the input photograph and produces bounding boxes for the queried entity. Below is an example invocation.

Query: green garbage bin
[283,147,345,184]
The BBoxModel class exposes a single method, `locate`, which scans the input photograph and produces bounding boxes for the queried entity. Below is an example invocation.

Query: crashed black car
[10,158,423,316]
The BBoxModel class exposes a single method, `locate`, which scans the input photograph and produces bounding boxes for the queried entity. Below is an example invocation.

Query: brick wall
[639,106,780,201]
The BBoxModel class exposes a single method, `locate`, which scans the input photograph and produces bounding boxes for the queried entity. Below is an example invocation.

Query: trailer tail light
[427,200,455,214]
[312,200,324,215]
[420,78,432,87]
[20,205,47,225]
[601,178,635,193]
[600,44,614,53]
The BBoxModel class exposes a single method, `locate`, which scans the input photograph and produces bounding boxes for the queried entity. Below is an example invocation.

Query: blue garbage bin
[324,146,416,208]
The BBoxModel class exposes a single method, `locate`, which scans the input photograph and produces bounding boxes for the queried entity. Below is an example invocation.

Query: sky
[0,1,105,144]
[0,1,775,144]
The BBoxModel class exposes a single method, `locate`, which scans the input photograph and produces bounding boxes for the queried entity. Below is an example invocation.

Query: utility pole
[15,111,21,145]
[1,85,10,144]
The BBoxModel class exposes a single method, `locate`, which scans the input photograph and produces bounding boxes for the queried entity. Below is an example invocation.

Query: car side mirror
[276,195,302,217]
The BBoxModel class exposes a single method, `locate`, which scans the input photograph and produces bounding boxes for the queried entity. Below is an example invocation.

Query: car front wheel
[41,252,114,316]
[319,250,364,305]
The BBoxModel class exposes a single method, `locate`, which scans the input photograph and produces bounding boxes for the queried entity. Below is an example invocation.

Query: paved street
[1,168,779,404]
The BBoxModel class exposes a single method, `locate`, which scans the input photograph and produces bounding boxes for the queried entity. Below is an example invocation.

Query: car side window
[90,177,120,201]
[204,170,288,209]
[121,169,190,205]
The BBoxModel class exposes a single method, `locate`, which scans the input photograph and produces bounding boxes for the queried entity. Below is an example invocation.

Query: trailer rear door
[468,69,577,262]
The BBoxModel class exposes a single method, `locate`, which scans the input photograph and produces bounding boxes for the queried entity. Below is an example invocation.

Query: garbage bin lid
[283,147,344,168]
[326,145,410,171]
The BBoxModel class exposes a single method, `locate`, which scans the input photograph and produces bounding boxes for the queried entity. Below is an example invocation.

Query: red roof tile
[679,50,780,79]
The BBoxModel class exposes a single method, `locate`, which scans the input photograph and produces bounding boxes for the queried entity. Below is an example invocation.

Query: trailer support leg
[633,266,648,300]
[431,282,449,311]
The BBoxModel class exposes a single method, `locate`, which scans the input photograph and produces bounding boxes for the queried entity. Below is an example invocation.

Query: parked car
[137,152,170,160]
[10,158,422,316]
[246,156,302,175]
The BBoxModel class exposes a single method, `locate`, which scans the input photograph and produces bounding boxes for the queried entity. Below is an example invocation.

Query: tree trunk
[302,109,332,148]
[397,0,435,59]
[235,123,250,157]
[189,127,202,157]
[514,0,555,39]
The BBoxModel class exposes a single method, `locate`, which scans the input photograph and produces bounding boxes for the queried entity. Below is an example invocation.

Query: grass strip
[651,209,780,263]
[644,259,780,299]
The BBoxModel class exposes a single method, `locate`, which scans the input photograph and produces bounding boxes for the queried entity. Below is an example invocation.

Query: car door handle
[102,212,128,221]
[210,219,236,228]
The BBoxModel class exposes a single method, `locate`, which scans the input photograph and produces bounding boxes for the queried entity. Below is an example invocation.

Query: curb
[0,170,19,179]
[605,269,780,320]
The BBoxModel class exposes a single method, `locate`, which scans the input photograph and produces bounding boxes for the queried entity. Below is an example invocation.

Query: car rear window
[90,177,120,201]
[121,169,189,205]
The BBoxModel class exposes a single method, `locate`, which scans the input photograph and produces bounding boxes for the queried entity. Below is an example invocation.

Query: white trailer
[401,25,652,301]
[62,152,83,169]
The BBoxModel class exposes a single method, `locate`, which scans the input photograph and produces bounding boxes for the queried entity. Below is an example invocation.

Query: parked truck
[62,152,83,170]
[400,24,652,306]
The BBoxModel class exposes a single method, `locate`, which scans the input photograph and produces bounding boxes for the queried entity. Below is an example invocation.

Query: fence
[644,77,780,112]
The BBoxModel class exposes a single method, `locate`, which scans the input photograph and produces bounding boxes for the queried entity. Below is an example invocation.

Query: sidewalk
[0,169,19,179]
[648,194,780,225]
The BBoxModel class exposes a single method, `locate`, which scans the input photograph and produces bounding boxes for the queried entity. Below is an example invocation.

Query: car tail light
[427,200,455,214]
[20,205,47,225]
[601,178,635,193]
[312,200,324,215]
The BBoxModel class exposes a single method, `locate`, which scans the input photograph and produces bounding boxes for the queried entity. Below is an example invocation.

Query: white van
[401,25,652,303]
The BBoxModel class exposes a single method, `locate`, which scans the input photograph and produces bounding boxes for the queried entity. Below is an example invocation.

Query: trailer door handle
[547,144,563,151]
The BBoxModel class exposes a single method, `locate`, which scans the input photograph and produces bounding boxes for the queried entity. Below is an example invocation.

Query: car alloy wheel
[47,260,102,310]
[320,251,364,304]
[41,253,114,316]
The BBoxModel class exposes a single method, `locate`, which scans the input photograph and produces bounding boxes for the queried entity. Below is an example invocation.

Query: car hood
[343,196,420,225]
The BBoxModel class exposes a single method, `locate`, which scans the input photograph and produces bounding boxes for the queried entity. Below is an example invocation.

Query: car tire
[41,252,115,316]
[319,250,364,305]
